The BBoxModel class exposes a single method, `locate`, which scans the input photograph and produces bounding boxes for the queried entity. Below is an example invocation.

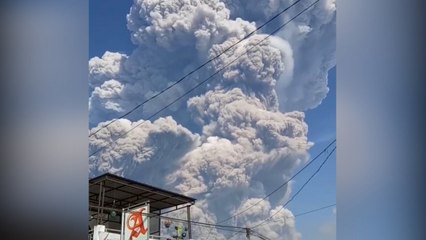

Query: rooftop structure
[89,173,196,239]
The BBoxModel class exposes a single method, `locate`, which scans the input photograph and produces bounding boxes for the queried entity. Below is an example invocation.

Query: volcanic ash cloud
[89,0,335,239]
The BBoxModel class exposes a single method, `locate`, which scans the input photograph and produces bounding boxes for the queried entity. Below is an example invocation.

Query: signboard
[122,203,150,240]
[93,225,106,240]
[93,225,121,240]
[99,232,121,240]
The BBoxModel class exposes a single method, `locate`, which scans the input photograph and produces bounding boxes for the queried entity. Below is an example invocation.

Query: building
[89,173,196,239]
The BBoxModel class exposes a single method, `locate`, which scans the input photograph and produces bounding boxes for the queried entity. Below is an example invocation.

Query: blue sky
[90,1,336,239]
[89,0,134,58]
[294,67,336,240]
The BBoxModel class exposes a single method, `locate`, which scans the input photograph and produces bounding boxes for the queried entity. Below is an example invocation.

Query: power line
[209,2,325,238]
[227,229,247,240]
[91,0,325,237]
[294,203,336,217]
[226,202,336,239]
[251,146,336,229]
[155,157,336,238]
[88,0,305,138]
[250,229,272,240]
[88,0,320,157]
[187,223,245,234]
[125,211,247,231]
[217,139,335,225]
[225,147,335,239]
[119,203,336,238]
[250,202,337,239]
[204,138,334,240]
[252,230,272,240]
[227,228,270,240]
[87,117,333,239]
[210,226,246,233]
[153,214,247,231]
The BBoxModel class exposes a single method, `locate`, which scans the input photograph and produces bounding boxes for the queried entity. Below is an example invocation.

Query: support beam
[187,205,192,239]
[90,204,123,213]
[97,182,103,225]
[107,177,189,203]
[100,187,106,224]
[158,209,161,237]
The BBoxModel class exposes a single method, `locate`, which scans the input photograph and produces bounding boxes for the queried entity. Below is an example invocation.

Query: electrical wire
[204,138,334,239]
[225,202,336,239]
[294,203,336,217]
[215,139,335,224]
[88,0,305,138]
[92,0,326,237]
[222,147,335,238]
[227,229,247,240]
[251,229,272,240]
[153,214,247,230]
[251,147,336,229]
[90,141,334,238]
[134,211,247,231]
[89,0,319,163]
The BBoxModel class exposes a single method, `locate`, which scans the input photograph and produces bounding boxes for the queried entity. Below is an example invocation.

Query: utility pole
[249,229,270,240]
[245,228,251,240]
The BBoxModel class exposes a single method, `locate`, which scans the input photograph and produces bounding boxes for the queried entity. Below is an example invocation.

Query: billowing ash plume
[234,198,301,240]
[89,117,200,186]
[89,0,335,239]
[222,0,336,111]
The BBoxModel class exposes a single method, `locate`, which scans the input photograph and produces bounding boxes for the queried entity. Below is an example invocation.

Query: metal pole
[158,209,161,237]
[97,182,103,224]
[187,205,192,239]
[245,228,251,240]
[89,204,123,213]
[100,187,106,224]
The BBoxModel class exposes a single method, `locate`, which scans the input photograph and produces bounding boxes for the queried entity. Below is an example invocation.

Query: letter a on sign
[123,204,150,240]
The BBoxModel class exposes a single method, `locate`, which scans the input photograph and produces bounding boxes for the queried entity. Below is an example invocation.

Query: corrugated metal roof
[89,173,196,212]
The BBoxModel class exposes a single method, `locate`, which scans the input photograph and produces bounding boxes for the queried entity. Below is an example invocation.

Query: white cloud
[325,0,336,13]
[89,51,128,90]
[319,220,336,240]
[298,24,312,34]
